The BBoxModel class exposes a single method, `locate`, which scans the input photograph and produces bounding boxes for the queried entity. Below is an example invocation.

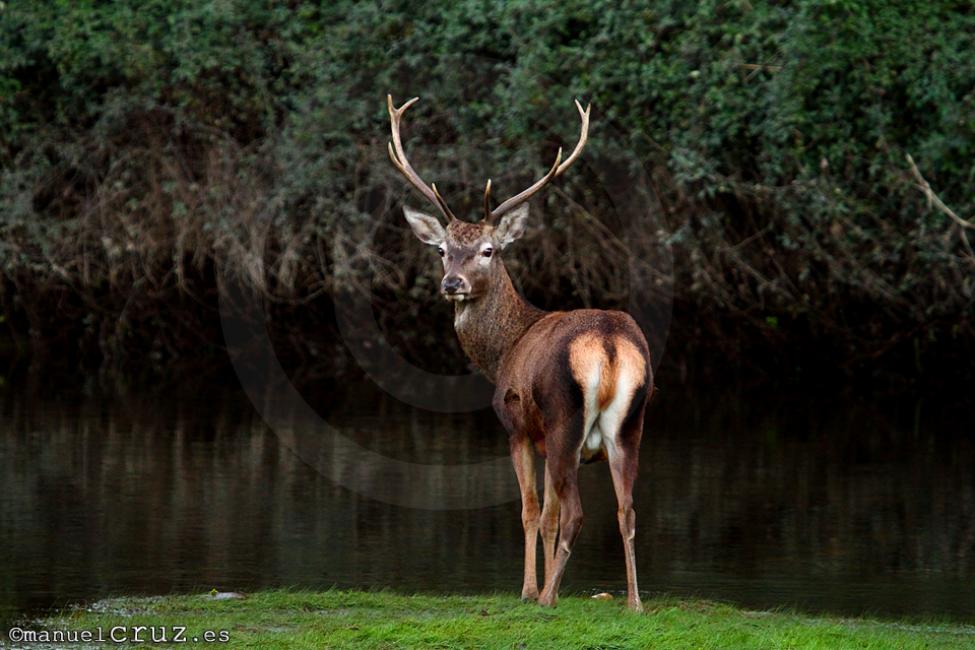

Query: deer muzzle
[441,275,470,300]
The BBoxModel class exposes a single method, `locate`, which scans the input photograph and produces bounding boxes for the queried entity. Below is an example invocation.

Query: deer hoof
[520,588,539,602]
[537,590,558,608]
[628,599,644,613]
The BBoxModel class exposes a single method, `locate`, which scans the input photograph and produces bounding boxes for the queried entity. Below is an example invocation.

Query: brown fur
[390,93,646,607]
[402,176,650,613]
[446,219,485,246]
[439,222,651,611]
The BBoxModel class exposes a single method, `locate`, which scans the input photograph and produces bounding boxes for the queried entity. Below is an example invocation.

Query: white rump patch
[571,336,645,463]
[580,359,604,455]
[596,365,641,460]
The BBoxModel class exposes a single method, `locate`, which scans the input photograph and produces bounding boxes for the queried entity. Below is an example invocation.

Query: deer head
[388,94,590,301]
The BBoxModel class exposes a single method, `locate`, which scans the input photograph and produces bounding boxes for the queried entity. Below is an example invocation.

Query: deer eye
[481,247,493,258]
[437,246,445,257]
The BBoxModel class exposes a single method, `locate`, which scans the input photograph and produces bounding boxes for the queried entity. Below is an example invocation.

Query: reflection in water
[0,380,972,628]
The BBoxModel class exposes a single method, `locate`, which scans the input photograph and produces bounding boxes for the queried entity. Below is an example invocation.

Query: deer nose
[442,276,465,295]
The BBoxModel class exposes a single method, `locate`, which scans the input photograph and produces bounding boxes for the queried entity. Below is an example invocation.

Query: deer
[387,94,653,612]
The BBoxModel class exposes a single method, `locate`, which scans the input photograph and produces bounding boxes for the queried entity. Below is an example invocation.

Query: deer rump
[494,309,652,463]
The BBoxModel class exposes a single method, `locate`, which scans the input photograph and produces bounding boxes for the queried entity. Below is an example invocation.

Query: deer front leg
[540,461,560,586]
[510,436,540,601]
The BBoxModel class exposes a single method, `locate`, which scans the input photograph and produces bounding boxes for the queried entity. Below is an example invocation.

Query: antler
[387,95,456,223]
[484,99,591,223]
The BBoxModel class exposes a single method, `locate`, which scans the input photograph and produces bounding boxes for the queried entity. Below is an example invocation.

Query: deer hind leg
[538,422,583,608]
[510,435,540,601]
[603,399,647,613]
[540,461,561,586]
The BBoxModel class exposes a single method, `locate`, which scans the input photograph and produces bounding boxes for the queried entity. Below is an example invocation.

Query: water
[1,377,973,629]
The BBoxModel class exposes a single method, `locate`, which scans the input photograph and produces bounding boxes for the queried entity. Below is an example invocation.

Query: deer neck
[452,262,545,384]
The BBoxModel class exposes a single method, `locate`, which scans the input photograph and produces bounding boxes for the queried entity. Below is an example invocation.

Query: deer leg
[606,407,646,612]
[510,435,540,601]
[538,452,582,608]
[540,461,560,586]
[607,445,642,611]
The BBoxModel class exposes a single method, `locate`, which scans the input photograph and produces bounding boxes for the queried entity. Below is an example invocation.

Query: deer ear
[403,206,446,245]
[494,204,530,249]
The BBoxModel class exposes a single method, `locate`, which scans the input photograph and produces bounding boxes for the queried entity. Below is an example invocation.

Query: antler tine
[430,183,455,221]
[556,99,590,176]
[486,99,590,223]
[387,94,456,223]
[482,179,492,220]
[487,147,562,224]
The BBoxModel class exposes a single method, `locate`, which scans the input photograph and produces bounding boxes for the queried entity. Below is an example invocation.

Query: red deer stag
[388,95,652,611]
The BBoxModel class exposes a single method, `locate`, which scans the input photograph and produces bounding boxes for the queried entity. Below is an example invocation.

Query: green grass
[34,589,975,649]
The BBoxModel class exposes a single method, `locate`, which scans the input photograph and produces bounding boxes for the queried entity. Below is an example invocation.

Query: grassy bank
[33,589,974,649]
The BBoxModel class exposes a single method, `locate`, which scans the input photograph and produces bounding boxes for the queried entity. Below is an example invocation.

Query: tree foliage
[1,1,972,381]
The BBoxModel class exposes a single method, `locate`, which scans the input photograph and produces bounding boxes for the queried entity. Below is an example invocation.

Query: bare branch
[906,153,974,230]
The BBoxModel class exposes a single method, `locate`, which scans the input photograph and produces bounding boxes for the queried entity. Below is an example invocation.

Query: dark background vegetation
[1,1,973,389]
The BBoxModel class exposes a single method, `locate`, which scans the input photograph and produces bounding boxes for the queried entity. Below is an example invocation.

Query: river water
[1,377,972,628]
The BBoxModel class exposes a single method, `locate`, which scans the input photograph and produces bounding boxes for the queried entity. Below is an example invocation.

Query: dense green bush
[1,1,972,382]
